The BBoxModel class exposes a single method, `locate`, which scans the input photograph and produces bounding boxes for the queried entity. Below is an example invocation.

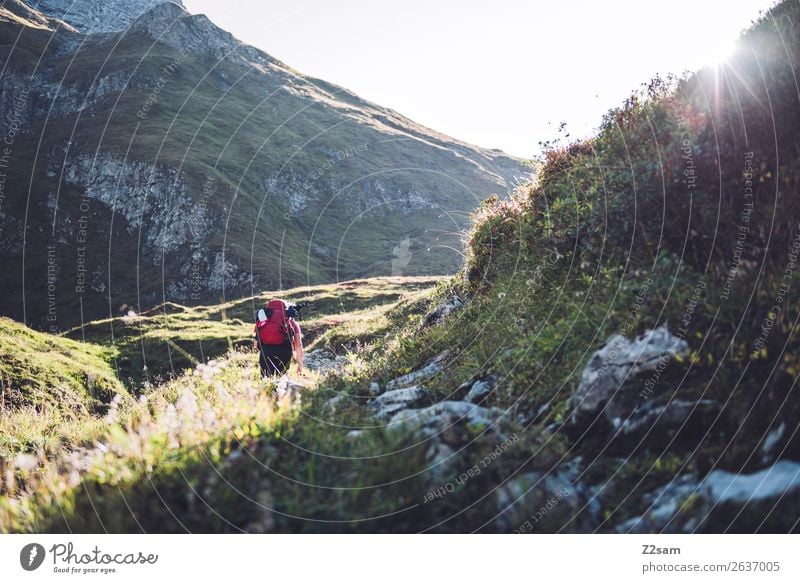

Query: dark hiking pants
[259,342,292,377]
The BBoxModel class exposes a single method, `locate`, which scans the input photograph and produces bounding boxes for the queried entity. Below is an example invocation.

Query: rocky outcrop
[369,386,433,421]
[463,376,495,404]
[36,0,184,33]
[389,400,510,482]
[567,326,689,436]
[705,461,800,505]
[274,377,305,403]
[614,474,702,533]
[129,2,278,69]
[610,398,722,452]
[387,400,505,432]
[618,461,800,533]
[62,154,210,256]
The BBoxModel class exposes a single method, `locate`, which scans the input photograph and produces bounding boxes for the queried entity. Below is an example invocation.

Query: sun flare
[702,37,738,66]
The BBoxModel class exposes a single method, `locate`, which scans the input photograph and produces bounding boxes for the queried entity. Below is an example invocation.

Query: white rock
[703,460,800,504]
[385,351,450,390]
[275,377,306,402]
[387,400,503,430]
[369,386,430,421]
[569,326,690,430]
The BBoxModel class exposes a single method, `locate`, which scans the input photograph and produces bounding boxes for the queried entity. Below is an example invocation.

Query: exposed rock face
[62,153,208,255]
[617,461,800,533]
[567,326,690,435]
[129,2,274,67]
[369,386,433,421]
[36,0,184,33]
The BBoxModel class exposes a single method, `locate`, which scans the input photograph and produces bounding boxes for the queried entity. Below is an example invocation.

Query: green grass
[0,317,124,408]
[63,276,442,385]
[0,316,127,460]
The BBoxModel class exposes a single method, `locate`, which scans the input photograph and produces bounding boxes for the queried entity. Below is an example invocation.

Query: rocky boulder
[618,460,800,533]
[614,474,703,533]
[369,386,433,421]
[384,350,451,391]
[701,460,800,532]
[387,400,505,432]
[422,295,464,327]
[567,326,689,436]
[274,377,306,403]
[388,400,510,482]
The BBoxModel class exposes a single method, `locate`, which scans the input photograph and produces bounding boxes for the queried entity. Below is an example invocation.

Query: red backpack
[256,299,293,345]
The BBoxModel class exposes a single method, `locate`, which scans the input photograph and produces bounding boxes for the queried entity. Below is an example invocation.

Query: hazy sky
[183,0,777,158]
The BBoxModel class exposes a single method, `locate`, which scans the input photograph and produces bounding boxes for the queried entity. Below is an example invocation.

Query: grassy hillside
[63,275,441,385]
[0,316,126,459]
[0,0,524,330]
[2,1,800,533]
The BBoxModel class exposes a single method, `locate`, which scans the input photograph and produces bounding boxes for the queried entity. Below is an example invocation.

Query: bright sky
[183,0,777,159]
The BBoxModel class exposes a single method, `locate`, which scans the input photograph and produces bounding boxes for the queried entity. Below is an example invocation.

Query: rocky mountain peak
[34,0,184,33]
[129,1,277,68]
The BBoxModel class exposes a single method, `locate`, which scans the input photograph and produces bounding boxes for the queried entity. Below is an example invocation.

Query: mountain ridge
[34,0,185,34]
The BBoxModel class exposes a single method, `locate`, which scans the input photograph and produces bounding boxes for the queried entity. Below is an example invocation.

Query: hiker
[254,299,304,377]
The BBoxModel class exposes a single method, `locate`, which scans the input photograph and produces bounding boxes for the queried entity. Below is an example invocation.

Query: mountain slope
[0,0,526,331]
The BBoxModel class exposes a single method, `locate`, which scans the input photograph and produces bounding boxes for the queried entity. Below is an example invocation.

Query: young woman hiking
[255,299,304,377]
